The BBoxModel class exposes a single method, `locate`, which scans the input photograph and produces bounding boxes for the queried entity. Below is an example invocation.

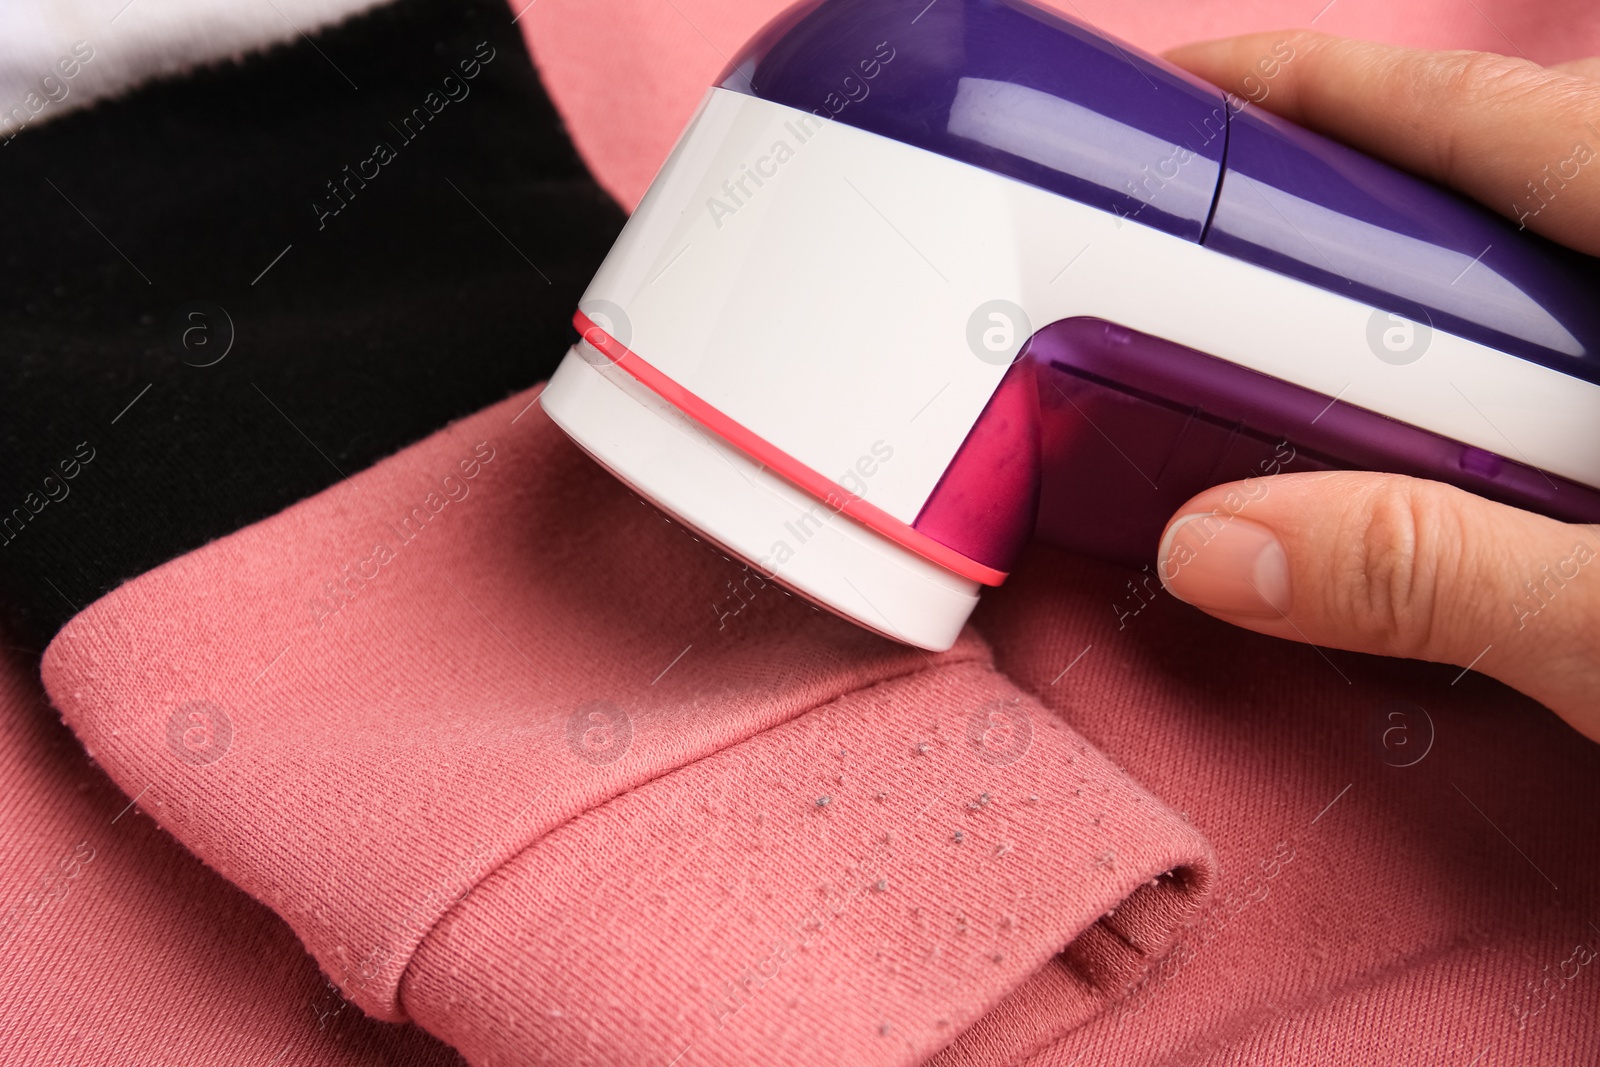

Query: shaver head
[542,0,1600,650]
[545,327,986,650]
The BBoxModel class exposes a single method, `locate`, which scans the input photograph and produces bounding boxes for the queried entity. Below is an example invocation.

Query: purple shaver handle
[916,322,1600,572]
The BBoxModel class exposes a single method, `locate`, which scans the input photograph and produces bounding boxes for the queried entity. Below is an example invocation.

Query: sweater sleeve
[42,384,1214,1066]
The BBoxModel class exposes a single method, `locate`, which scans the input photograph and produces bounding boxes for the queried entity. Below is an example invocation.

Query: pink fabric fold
[41,387,1215,1065]
[0,649,461,1066]
[405,658,1212,1066]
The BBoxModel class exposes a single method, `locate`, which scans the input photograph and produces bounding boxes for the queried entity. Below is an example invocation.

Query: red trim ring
[573,311,1008,587]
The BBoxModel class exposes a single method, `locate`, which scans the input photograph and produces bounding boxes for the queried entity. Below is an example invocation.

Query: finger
[1163,31,1600,256]
[1551,57,1600,82]
[1155,471,1600,740]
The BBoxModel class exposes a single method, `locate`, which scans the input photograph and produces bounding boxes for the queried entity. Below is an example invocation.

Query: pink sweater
[7,2,1600,1065]
[16,383,1599,1065]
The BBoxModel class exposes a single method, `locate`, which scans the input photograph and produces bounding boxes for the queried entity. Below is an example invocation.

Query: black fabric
[0,0,624,647]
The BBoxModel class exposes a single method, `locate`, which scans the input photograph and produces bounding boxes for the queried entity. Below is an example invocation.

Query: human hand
[1155,31,1600,739]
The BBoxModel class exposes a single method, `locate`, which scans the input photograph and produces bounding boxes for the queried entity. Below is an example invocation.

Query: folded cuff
[404,659,1213,1067]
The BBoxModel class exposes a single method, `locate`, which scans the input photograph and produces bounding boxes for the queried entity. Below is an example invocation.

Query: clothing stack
[2,1,1598,1064]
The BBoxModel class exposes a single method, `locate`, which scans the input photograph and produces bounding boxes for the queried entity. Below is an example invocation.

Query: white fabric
[0,0,390,136]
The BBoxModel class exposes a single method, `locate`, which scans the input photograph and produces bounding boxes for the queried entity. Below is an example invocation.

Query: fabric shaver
[540,0,1600,650]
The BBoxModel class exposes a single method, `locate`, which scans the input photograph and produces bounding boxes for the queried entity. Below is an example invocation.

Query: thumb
[1156,472,1600,738]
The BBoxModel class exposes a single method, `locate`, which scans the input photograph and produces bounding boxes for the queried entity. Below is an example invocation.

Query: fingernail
[1157,514,1292,616]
